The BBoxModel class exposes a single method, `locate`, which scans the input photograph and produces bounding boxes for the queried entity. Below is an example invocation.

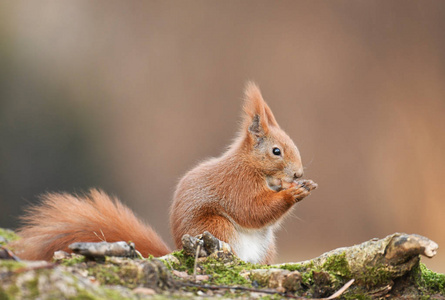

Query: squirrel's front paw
[285,179,318,203]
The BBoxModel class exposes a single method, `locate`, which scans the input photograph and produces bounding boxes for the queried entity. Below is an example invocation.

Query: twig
[129,242,145,260]
[93,229,107,242]
[326,279,355,299]
[193,243,201,279]
[0,246,21,261]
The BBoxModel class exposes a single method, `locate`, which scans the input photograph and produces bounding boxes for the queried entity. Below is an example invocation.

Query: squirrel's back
[13,189,170,261]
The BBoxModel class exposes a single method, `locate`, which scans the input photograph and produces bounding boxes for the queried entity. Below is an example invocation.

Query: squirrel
[12,82,317,264]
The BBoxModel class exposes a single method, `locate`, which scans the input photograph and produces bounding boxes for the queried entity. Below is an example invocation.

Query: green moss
[87,259,142,289]
[322,254,388,290]
[0,286,13,300]
[301,270,314,286]
[359,265,392,286]
[0,229,19,245]
[321,253,352,279]
[416,263,445,294]
[0,260,26,272]
[88,263,122,286]
[278,263,306,272]
[60,255,86,266]
[236,259,272,271]
[170,251,277,287]
[24,277,39,298]
[279,254,354,289]
[118,264,140,287]
[200,257,249,285]
[5,284,19,298]
[341,294,372,300]
[170,250,196,273]
[69,289,99,300]
[279,255,374,298]
[102,288,128,300]
[67,273,115,300]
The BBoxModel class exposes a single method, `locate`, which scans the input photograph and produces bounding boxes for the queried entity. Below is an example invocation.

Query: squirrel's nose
[294,171,303,179]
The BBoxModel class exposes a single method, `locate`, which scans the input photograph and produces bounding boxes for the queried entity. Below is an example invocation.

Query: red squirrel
[13,82,317,264]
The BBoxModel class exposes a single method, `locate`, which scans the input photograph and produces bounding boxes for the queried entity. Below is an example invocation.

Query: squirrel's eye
[272,147,281,156]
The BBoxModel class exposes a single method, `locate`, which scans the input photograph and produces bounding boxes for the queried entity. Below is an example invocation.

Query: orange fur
[13,189,170,261]
[171,82,311,264]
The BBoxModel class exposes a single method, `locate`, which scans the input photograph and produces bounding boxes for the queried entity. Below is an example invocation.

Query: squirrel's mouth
[266,176,282,191]
[266,176,295,191]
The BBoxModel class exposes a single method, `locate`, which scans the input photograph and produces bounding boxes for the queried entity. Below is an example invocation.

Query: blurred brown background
[1,1,444,272]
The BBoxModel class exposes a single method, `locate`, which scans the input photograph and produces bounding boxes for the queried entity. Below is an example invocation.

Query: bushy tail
[13,189,171,261]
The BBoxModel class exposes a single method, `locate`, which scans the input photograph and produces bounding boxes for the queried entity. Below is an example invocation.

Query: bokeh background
[1,1,444,272]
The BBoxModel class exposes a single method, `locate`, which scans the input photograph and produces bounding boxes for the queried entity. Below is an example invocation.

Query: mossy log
[1,228,444,299]
[262,233,442,298]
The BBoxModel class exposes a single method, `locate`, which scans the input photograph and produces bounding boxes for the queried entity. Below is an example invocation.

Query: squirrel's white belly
[232,226,274,263]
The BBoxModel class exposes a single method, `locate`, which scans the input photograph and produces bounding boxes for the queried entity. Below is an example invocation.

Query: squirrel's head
[240,82,304,191]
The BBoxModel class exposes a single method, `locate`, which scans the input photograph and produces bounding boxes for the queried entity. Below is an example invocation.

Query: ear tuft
[242,82,279,137]
[243,81,263,119]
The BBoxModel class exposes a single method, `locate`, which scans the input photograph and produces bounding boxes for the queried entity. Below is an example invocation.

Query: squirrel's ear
[242,82,279,137]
